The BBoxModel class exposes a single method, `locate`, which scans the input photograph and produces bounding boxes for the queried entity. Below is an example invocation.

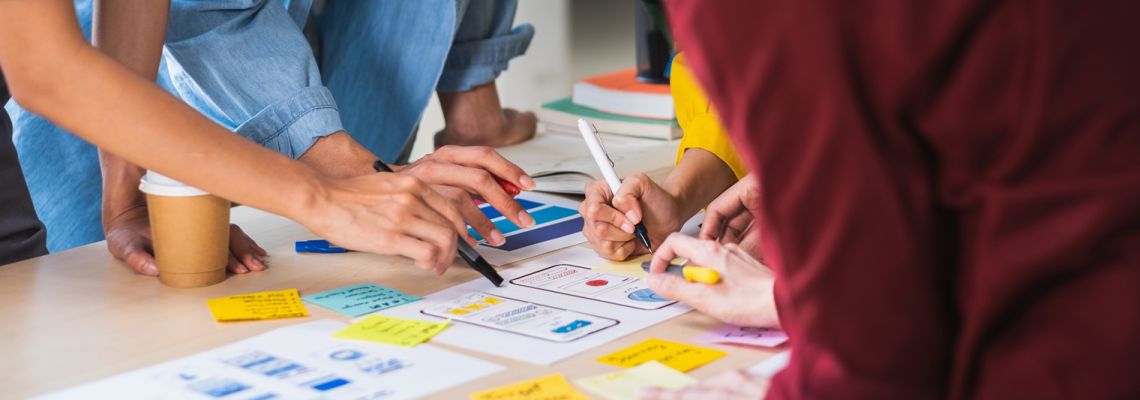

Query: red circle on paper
[586,279,608,287]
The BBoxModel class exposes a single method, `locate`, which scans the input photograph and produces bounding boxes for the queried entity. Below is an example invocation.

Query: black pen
[373,160,505,286]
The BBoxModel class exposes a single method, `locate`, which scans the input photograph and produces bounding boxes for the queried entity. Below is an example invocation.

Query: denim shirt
[9,0,533,252]
[163,0,343,158]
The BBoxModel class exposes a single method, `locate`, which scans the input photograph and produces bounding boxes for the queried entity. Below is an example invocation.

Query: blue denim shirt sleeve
[437,0,535,92]
[162,0,338,159]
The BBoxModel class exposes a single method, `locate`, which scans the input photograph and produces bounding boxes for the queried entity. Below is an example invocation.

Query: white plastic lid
[138,170,208,197]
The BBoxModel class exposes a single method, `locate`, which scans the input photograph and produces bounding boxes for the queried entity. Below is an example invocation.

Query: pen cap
[682,267,721,284]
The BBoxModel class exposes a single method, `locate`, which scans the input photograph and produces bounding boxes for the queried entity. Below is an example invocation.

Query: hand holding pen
[577,119,665,260]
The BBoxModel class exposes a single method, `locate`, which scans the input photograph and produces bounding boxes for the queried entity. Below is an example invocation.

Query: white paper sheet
[382,247,694,365]
[475,192,587,266]
[747,351,791,378]
[37,320,502,400]
[495,131,680,184]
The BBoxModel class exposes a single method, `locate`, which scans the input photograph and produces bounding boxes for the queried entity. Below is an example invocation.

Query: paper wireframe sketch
[38,320,502,400]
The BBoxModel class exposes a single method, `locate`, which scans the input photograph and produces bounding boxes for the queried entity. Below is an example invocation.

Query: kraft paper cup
[139,171,230,288]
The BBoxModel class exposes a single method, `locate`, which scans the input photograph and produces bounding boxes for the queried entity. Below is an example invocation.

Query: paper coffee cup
[139,171,230,288]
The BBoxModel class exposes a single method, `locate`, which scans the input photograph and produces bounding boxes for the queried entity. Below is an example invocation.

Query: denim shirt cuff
[234,86,345,159]
[437,23,535,92]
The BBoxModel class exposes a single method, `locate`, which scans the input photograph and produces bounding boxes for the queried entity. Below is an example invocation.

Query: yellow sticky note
[469,373,589,400]
[592,255,653,278]
[597,338,726,372]
[334,315,449,347]
[576,361,696,400]
[207,288,309,322]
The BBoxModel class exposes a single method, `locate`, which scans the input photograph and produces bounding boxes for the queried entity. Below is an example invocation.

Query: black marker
[373,160,504,286]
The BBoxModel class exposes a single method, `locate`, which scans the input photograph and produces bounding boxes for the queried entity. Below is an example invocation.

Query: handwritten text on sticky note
[576,361,696,400]
[469,373,588,400]
[597,338,726,372]
[302,283,420,317]
[333,315,448,347]
[207,288,309,322]
[697,324,788,348]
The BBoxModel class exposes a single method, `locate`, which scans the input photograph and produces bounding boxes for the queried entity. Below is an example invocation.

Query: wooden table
[0,200,781,399]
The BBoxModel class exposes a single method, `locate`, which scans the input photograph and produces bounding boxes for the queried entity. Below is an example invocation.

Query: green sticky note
[302,283,420,317]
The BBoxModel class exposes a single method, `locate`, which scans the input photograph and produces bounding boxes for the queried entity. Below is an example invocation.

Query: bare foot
[436,81,537,148]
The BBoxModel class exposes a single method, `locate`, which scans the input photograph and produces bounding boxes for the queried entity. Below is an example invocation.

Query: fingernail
[490,230,506,246]
[625,210,639,223]
[237,266,249,274]
[621,223,635,233]
[518,211,535,227]
[143,262,158,275]
[519,175,535,189]
[252,257,266,270]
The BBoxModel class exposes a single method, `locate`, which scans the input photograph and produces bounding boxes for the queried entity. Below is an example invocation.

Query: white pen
[577,118,653,252]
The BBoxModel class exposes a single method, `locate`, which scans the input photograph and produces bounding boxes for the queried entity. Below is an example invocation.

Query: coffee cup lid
[139,170,208,197]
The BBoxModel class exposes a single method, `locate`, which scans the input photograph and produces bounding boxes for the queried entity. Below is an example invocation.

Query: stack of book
[537,68,681,141]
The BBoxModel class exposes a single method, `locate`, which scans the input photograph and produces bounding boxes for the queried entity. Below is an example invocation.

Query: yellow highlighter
[641,261,721,284]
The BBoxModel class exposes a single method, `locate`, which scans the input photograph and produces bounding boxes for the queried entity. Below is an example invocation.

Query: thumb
[122,243,158,276]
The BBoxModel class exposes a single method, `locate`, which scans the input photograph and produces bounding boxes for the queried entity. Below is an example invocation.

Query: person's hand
[647,233,780,328]
[640,369,770,400]
[301,173,472,274]
[580,173,684,260]
[104,204,267,276]
[391,145,536,247]
[700,173,762,254]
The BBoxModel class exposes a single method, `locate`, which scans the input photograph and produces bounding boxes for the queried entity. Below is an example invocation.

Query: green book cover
[541,97,677,126]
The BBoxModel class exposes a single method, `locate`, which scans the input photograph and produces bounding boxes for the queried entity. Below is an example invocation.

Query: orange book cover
[581,68,671,95]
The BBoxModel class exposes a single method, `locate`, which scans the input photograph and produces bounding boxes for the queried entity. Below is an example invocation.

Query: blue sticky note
[301,283,421,317]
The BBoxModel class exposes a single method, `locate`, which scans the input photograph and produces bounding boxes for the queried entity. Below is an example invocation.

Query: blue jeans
[314,0,534,162]
[11,0,531,252]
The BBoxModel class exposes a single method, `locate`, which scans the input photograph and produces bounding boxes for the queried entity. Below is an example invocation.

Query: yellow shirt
[671,53,748,179]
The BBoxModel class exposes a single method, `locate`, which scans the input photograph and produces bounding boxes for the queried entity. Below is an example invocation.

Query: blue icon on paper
[628,288,669,302]
[552,319,593,333]
[329,350,364,361]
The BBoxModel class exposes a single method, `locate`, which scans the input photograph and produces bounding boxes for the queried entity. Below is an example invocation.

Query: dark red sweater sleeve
[667,0,1140,398]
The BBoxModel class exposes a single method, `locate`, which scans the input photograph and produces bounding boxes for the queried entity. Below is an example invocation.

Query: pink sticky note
[697,324,789,348]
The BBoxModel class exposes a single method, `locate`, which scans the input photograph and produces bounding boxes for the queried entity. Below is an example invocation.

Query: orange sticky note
[207,288,309,322]
[597,338,726,372]
[469,373,589,400]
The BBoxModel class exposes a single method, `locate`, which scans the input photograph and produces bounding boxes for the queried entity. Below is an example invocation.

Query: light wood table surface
[0,191,782,399]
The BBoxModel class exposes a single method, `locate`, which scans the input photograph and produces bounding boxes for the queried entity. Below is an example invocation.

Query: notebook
[572,68,674,120]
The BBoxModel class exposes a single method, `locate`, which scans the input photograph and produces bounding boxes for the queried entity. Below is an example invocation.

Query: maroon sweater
[666,1,1140,398]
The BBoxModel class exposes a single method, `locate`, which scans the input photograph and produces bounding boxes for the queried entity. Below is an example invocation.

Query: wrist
[286,165,334,227]
[298,131,378,178]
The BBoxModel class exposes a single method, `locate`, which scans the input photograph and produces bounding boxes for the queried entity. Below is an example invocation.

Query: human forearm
[55,49,321,220]
[663,148,738,222]
[92,0,170,228]
[0,1,320,221]
[93,0,168,78]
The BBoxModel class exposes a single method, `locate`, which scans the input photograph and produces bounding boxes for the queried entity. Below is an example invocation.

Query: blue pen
[295,240,348,254]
